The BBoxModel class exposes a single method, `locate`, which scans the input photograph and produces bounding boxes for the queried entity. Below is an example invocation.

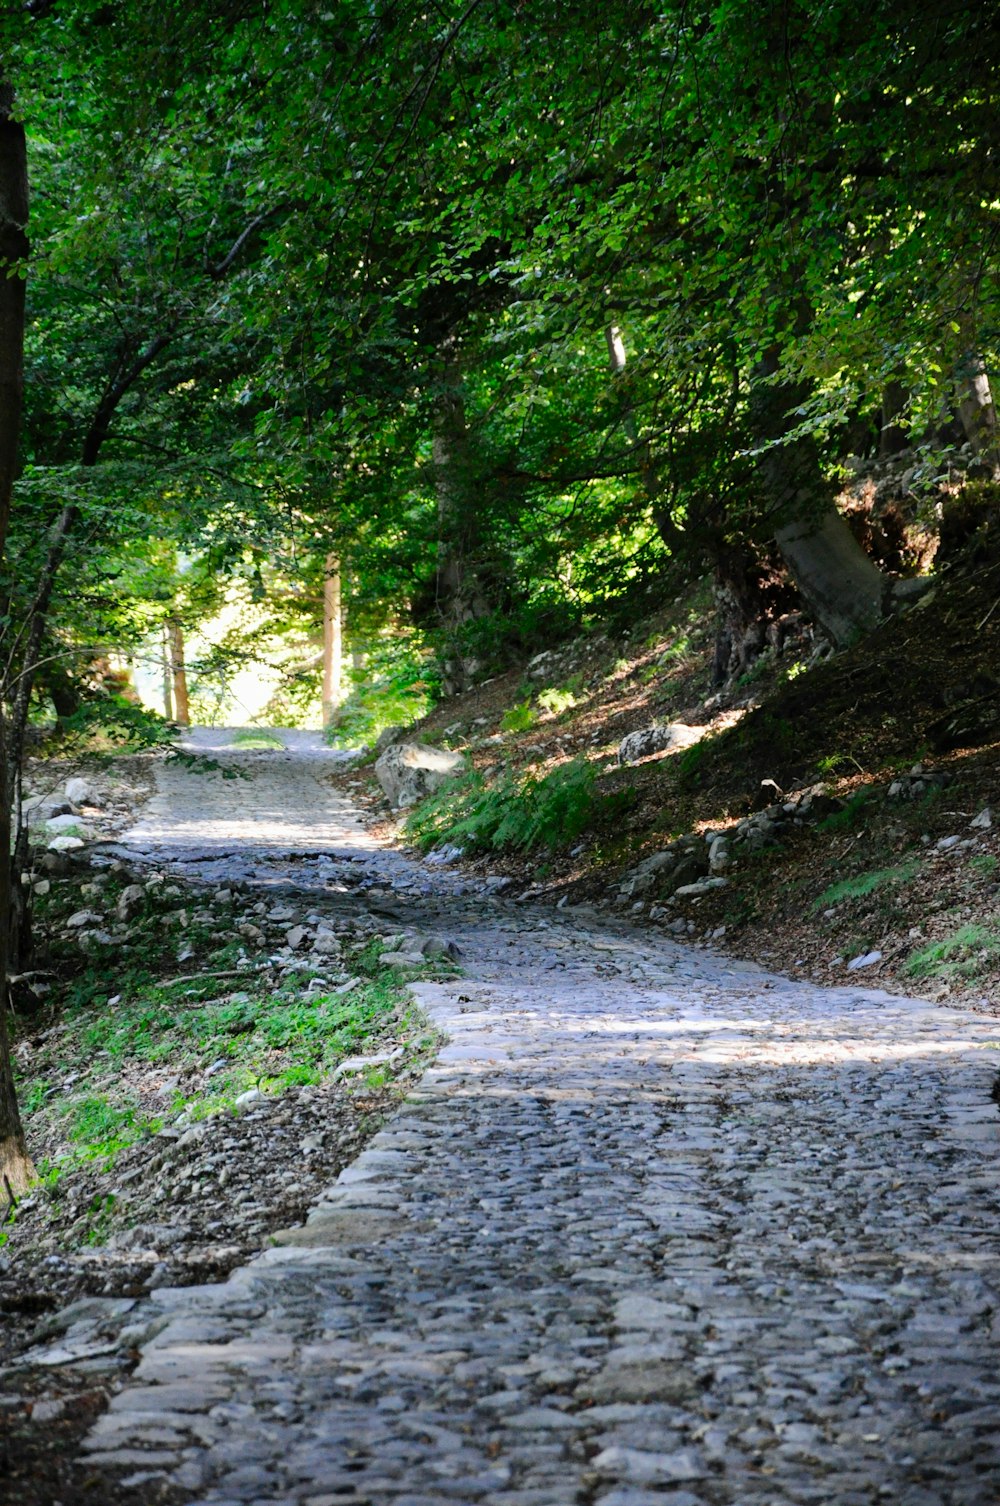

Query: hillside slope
[339,558,1000,1015]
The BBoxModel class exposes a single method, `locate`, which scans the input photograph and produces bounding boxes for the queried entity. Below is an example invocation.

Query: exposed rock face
[375,742,467,809]
[617,724,706,766]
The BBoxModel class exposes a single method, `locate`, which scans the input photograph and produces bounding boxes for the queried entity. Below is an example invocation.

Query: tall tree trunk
[433,354,493,693]
[321,557,343,729]
[956,349,999,469]
[0,76,35,1193]
[167,617,190,726]
[751,351,886,647]
[161,624,174,720]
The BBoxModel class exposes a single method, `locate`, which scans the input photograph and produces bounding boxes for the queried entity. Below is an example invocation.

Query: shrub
[58,694,174,752]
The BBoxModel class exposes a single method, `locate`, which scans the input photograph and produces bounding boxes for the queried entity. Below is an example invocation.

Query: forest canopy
[0,0,996,720]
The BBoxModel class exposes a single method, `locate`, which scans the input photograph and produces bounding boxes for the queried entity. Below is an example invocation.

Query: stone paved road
[69,734,1000,1503]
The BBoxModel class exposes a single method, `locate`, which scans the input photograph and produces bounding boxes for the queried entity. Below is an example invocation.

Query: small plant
[537,685,578,717]
[905,924,1000,982]
[813,859,920,911]
[501,698,539,733]
[816,790,873,832]
[970,853,999,878]
[815,751,863,777]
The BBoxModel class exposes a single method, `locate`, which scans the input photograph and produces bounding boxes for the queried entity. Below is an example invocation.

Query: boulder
[116,884,146,920]
[23,794,73,824]
[65,777,96,805]
[375,742,467,809]
[617,723,706,766]
[45,813,91,834]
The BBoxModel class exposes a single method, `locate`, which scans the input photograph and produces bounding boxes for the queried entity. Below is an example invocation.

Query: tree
[0,69,35,1195]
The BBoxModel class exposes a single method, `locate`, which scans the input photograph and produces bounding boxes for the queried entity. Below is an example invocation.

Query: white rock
[117,884,146,917]
[65,777,96,804]
[285,926,309,949]
[592,1445,707,1484]
[234,1088,263,1108]
[971,807,992,829]
[847,949,883,970]
[311,931,341,956]
[374,742,467,809]
[617,723,706,766]
[45,813,90,834]
[66,909,102,928]
[674,877,728,898]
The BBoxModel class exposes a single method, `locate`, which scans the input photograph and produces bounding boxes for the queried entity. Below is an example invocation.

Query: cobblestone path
[78,734,1000,1504]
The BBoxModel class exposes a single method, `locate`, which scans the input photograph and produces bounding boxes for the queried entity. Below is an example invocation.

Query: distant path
[122,726,379,856]
[66,732,1000,1503]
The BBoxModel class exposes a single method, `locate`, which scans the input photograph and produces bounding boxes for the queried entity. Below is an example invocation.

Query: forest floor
[340,552,1000,1019]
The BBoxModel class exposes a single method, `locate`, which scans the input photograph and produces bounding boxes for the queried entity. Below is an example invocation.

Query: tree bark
[321,556,343,729]
[0,77,35,1192]
[167,617,190,725]
[751,351,886,647]
[161,624,174,720]
[956,350,999,469]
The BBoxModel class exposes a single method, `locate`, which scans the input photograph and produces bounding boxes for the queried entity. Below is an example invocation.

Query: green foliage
[331,638,441,750]
[537,685,578,717]
[405,758,630,855]
[57,695,175,753]
[905,925,1000,982]
[677,738,710,787]
[816,790,873,832]
[970,853,999,878]
[501,698,538,734]
[165,750,247,780]
[813,860,920,911]
[228,729,285,750]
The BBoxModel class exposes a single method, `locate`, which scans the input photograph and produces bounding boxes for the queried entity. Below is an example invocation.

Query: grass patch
[813,859,921,911]
[228,729,285,750]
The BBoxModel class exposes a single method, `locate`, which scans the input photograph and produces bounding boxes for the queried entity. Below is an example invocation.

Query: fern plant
[404,759,627,855]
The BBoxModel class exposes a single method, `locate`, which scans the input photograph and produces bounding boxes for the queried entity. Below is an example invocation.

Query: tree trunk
[161,625,174,720]
[321,556,343,729]
[751,351,886,647]
[167,617,190,726]
[774,508,885,645]
[0,77,34,1191]
[956,350,999,468]
[880,381,910,458]
[433,355,493,693]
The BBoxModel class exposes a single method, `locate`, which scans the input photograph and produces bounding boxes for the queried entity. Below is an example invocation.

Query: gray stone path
[77,734,1000,1503]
